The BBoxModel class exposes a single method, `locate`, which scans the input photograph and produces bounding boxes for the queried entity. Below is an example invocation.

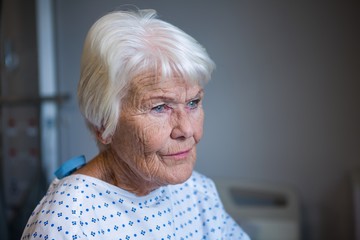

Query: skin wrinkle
[76,74,204,196]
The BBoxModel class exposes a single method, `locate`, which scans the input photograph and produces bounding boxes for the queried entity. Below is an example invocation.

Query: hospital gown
[22,171,250,239]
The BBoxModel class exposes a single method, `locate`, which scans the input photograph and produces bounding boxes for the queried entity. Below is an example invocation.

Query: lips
[162,148,192,159]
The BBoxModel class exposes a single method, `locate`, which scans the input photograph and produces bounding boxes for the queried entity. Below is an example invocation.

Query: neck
[77,150,160,196]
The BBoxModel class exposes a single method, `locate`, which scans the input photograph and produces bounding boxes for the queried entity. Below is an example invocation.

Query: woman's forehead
[131,72,188,85]
[128,73,202,98]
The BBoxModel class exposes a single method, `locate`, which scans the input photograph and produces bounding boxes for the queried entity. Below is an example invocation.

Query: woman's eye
[151,104,168,113]
[187,99,200,109]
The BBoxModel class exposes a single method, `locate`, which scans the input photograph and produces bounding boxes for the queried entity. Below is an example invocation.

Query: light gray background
[53,1,360,240]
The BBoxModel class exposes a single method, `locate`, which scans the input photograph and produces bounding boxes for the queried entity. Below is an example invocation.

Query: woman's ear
[96,127,112,145]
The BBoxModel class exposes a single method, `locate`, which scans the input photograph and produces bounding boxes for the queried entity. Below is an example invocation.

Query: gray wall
[53,1,360,240]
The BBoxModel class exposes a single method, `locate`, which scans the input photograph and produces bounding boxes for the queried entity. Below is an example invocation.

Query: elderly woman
[22,9,249,239]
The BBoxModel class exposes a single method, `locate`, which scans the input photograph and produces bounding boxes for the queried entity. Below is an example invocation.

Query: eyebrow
[143,89,204,103]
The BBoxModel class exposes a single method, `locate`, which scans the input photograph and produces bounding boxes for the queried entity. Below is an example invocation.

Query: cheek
[192,109,204,142]
[132,117,170,153]
[111,123,140,156]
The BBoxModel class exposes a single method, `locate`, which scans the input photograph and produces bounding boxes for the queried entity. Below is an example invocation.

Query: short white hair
[78,9,215,150]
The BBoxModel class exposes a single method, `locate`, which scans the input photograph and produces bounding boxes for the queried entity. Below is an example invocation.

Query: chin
[164,164,194,185]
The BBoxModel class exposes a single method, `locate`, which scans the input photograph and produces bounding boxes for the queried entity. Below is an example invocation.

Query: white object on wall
[36,0,58,183]
[213,178,300,240]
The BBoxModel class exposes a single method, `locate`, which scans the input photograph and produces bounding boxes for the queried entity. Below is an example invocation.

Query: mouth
[162,148,193,160]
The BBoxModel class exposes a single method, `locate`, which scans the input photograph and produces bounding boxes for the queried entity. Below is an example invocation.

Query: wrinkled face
[110,74,204,186]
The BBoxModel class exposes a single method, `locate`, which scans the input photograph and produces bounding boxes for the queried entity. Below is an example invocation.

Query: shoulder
[22,175,112,239]
[43,175,95,200]
[185,172,251,240]
[28,175,98,217]
[27,175,108,223]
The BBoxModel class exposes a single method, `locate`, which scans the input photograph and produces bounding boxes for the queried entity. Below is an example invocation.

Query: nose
[170,109,194,140]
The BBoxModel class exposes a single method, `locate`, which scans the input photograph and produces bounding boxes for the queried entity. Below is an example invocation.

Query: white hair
[78,9,215,150]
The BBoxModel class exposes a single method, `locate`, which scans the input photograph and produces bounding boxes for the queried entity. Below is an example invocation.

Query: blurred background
[0,0,359,240]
